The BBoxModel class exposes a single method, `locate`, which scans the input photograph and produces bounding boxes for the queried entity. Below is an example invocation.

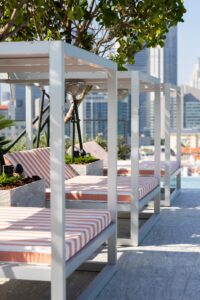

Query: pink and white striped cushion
[4,147,78,187]
[139,160,180,176]
[0,207,111,265]
[58,175,159,204]
[115,160,180,176]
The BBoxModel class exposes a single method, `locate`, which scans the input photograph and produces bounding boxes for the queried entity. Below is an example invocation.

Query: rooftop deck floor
[1,189,200,299]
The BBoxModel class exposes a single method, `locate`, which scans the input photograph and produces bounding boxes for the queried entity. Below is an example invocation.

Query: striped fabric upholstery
[139,160,180,176]
[82,142,180,177]
[4,148,78,188]
[0,207,111,265]
[108,160,180,176]
[52,175,159,203]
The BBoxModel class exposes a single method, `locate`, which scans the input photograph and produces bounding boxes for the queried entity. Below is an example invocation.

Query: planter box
[71,159,103,176]
[0,179,45,207]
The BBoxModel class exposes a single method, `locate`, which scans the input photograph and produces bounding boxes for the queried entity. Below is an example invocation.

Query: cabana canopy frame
[43,70,161,247]
[0,41,118,300]
[160,83,182,206]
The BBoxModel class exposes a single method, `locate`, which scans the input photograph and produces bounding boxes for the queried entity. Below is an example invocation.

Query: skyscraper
[81,27,178,144]
[127,27,177,138]
[164,26,177,85]
[190,57,200,89]
[183,85,200,129]
[14,85,41,121]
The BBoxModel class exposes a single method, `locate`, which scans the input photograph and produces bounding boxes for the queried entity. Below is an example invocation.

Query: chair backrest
[82,141,108,166]
[4,147,78,187]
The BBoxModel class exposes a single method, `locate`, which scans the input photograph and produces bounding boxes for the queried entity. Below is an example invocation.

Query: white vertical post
[49,41,66,300]
[79,101,84,138]
[164,84,171,206]
[131,71,140,246]
[176,87,182,189]
[154,83,161,213]
[107,70,117,264]
[25,85,33,149]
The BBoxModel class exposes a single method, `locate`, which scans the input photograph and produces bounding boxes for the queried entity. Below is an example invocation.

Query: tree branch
[0,0,29,40]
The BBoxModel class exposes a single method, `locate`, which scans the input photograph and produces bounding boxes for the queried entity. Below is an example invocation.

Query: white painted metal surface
[25,85,33,149]
[164,84,171,206]
[107,70,117,264]
[131,72,140,246]
[0,41,118,300]
[154,84,161,213]
[50,42,66,300]
[162,83,182,206]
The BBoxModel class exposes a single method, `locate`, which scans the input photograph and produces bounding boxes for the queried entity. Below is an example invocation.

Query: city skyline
[0,0,198,94]
[178,0,200,85]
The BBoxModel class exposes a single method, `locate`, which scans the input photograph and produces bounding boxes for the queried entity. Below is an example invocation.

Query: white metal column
[131,71,140,246]
[49,41,66,300]
[176,87,182,189]
[107,70,117,264]
[25,85,33,149]
[154,84,161,213]
[164,84,171,206]
[79,101,84,138]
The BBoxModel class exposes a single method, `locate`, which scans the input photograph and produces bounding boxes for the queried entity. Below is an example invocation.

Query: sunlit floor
[1,189,200,300]
[97,189,200,300]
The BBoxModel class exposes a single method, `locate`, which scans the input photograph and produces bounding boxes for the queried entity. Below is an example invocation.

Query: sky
[178,0,200,85]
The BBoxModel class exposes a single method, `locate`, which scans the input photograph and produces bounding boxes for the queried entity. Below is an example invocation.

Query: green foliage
[95,134,107,150]
[9,133,49,153]
[95,134,130,159]
[0,0,186,67]
[0,174,22,187]
[9,136,27,152]
[65,154,98,164]
[37,133,48,148]
[161,139,165,146]
[0,115,14,150]
[118,136,130,160]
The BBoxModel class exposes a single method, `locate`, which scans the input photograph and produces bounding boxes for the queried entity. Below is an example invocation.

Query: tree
[0,0,186,158]
[0,0,186,66]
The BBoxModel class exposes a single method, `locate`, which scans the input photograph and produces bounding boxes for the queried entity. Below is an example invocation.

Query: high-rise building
[80,28,177,144]
[164,26,177,86]
[128,27,177,138]
[14,85,41,121]
[190,57,200,89]
[183,85,200,129]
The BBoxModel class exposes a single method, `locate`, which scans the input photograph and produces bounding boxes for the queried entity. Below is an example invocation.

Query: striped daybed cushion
[139,160,180,176]
[116,160,180,176]
[82,141,180,177]
[0,207,111,265]
[46,175,159,203]
[4,147,78,188]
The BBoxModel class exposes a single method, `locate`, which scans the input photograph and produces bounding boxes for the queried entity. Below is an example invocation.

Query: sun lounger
[0,207,112,264]
[4,148,160,246]
[81,141,181,205]
[0,39,118,300]
[0,206,116,292]
[4,147,78,188]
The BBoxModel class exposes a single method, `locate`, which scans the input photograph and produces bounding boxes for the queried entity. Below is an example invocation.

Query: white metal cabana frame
[119,71,161,246]
[161,83,182,207]
[50,70,161,247]
[0,41,118,300]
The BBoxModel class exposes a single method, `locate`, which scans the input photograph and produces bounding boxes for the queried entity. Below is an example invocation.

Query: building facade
[14,85,41,121]
[190,57,200,89]
[183,85,200,129]
[79,28,178,145]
